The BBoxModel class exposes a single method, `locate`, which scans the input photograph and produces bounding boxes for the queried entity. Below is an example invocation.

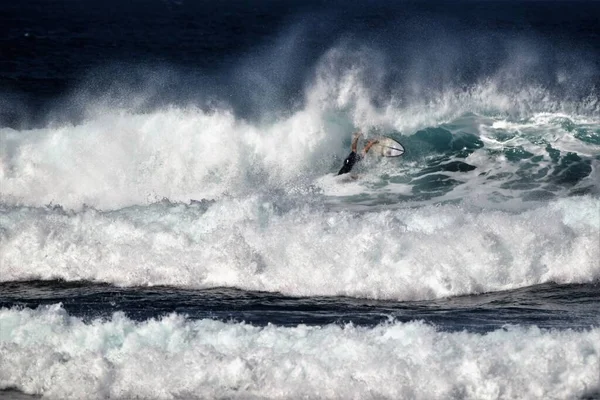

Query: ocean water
[1,0,599,399]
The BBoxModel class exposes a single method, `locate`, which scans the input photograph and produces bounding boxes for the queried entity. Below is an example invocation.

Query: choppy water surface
[1,0,599,399]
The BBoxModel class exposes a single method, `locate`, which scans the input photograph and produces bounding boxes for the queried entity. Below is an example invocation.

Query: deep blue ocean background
[1,1,599,399]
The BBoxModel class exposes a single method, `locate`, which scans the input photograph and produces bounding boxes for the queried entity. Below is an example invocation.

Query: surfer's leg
[362,139,379,156]
[351,132,362,152]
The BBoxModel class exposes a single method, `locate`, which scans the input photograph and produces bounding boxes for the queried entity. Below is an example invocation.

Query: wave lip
[1,304,599,400]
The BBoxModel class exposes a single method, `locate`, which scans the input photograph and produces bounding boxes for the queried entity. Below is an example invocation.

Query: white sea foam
[0,305,598,400]
[1,196,598,300]
[1,47,599,210]
[1,47,598,302]
[0,106,346,209]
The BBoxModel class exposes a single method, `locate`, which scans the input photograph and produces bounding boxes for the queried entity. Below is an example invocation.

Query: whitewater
[2,79,598,399]
[1,304,598,399]
[1,0,600,399]
[1,65,599,299]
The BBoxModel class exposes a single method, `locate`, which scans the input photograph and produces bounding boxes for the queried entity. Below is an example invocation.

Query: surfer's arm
[362,139,379,156]
[351,132,362,152]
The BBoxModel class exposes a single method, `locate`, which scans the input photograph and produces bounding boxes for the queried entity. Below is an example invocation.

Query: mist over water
[2,0,600,208]
[2,0,599,125]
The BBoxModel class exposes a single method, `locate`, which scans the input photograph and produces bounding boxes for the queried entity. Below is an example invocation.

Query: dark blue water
[2,0,599,127]
[1,280,599,332]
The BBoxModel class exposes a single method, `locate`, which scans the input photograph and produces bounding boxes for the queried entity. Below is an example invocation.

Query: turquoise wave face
[324,112,599,208]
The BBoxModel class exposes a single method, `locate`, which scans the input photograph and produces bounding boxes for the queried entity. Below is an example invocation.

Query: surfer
[337,132,379,175]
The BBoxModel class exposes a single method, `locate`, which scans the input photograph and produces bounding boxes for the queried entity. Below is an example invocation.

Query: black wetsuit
[338,151,362,175]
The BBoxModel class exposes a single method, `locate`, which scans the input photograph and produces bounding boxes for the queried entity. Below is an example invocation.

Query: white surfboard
[371,137,405,157]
